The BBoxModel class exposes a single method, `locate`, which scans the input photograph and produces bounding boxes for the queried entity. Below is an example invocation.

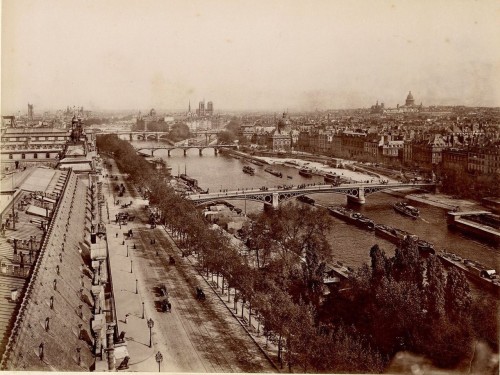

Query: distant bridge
[185,182,436,207]
[134,144,238,156]
[96,128,223,142]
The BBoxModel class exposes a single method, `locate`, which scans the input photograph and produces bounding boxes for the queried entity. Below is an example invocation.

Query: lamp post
[126,245,129,257]
[147,318,154,348]
[142,302,145,319]
[135,279,138,294]
[130,260,133,273]
[155,351,163,372]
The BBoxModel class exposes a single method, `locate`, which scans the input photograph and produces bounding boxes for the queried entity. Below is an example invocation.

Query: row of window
[8,153,52,159]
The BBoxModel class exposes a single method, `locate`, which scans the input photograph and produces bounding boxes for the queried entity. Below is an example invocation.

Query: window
[9,154,13,159]
[21,153,25,159]
[46,153,50,158]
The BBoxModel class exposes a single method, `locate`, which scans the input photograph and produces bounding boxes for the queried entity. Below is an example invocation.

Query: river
[133,141,499,273]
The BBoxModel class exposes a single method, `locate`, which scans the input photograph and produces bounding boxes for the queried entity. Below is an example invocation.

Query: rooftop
[1,171,95,371]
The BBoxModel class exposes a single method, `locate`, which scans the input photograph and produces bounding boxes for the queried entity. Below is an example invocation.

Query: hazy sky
[2,0,499,113]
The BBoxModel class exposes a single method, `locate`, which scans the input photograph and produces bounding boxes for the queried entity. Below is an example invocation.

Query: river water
[133,141,499,273]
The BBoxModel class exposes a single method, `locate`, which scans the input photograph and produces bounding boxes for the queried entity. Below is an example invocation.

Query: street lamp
[126,245,129,257]
[130,260,133,273]
[155,351,163,372]
[142,302,145,319]
[135,279,138,294]
[147,318,154,348]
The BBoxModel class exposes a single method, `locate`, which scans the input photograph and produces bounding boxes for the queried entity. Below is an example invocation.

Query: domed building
[405,91,415,106]
[382,91,423,114]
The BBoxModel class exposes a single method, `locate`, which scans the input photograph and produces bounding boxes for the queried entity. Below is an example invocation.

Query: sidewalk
[103,164,156,368]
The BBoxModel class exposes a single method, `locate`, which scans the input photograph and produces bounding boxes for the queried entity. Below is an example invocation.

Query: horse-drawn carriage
[195,287,205,301]
[160,284,171,312]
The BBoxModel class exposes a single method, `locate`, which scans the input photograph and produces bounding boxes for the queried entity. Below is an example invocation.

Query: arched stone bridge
[97,131,172,142]
[97,129,222,142]
[185,182,436,207]
[135,144,238,156]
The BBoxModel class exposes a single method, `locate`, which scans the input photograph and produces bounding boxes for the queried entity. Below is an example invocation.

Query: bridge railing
[186,182,435,201]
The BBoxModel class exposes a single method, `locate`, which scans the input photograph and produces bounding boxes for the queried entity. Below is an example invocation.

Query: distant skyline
[2,0,500,113]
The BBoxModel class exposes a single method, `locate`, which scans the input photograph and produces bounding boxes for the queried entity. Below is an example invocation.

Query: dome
[405,91,415,106]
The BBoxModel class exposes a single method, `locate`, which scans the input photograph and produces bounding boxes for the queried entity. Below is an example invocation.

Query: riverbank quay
[223,148,388,184]
[101,156,276,373]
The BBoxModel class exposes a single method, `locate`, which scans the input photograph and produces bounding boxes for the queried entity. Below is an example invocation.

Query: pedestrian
[116,233,118,238]
[124,313,129,324]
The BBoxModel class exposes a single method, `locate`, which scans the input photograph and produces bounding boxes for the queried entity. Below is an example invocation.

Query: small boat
[299,168,313,178]
[287,175,293,179]
[243,166,255,175]
[393,202,420,219]
[264,167,283,178]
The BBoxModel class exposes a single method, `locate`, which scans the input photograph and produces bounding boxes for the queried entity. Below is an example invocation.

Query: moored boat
[328,206,375,230]
[438,251,500,294]
[324,172,340,183]
[243,165,255,175]
[299,168,313,178]
[393,201,420,219]
[416,239,435,255]
[264,167,283,178]
[375,224,415,244]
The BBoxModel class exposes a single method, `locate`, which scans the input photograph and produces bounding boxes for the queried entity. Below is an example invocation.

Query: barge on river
[438,251,500,294]
[374,224,435,255]
[264,167,283,178]
[328,206,375,230]
[299,168,313,178]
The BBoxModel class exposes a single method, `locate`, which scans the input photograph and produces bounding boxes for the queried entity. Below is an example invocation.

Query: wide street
[103,158,275,373]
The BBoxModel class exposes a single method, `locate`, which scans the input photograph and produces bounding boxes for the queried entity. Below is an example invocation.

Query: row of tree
[97,134,498,373]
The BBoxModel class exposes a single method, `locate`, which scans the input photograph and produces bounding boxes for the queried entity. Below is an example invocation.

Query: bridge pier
[151,150,154,157]
[347,187,365,205]
[129,134,133,141]
[167,150,171,157]
[183,149,187,156]
[272,192,279,208]
[214,148,218,155]
[155,134,159,141]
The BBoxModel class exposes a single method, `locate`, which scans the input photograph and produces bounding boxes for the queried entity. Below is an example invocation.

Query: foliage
[101,136,497,373]
[168,123,191,142]
[217,130,236,144]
